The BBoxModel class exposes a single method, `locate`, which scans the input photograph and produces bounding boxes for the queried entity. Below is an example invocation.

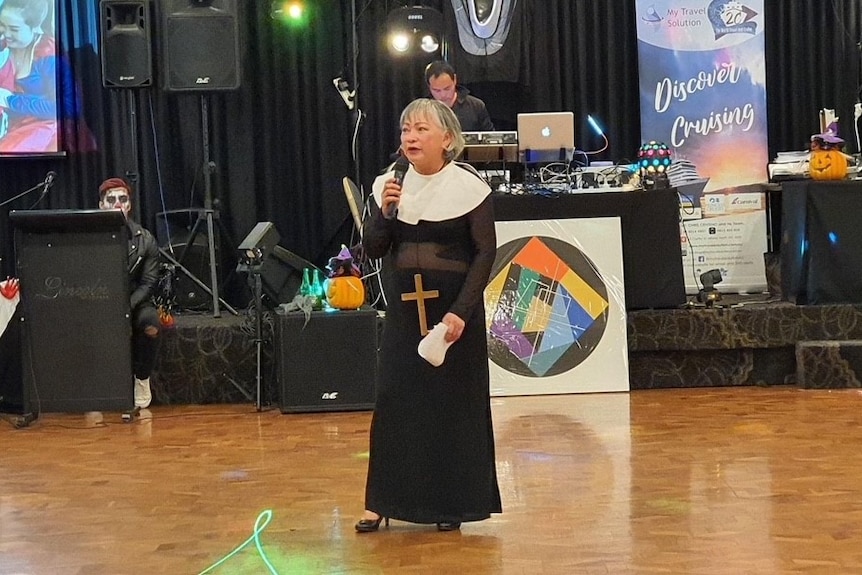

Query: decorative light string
[197,510,278,575]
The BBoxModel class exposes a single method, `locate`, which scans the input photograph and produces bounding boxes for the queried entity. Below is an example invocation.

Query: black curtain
[765,2,862,156]
[2,0,861,306]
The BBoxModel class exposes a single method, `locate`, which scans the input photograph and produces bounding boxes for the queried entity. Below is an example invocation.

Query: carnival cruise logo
[708,0,758,39]
[730,196,760,207]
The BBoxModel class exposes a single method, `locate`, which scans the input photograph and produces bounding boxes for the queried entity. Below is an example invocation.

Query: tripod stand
[160,95,237,317]
[234,258,266,411]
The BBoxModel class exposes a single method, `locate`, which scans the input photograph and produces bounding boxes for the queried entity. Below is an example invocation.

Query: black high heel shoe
[436,521,461,532]
[355,514,389,533]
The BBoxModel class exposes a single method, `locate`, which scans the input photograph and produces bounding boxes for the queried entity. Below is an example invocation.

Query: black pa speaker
[166,234,214,311]
[160,0,241,91]
[237,222,315,305]
[156,210,223,311]
[275,308,378,413]
[100,0,153,88]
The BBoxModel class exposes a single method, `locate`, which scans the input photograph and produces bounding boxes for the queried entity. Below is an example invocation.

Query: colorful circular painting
[485,236,610,377]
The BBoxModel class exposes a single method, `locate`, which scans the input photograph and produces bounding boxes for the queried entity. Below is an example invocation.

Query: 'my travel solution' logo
[640,1,757,38]
[485,236,610,378]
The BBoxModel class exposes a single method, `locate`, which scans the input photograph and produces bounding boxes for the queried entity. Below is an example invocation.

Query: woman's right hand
[0,88,12,108]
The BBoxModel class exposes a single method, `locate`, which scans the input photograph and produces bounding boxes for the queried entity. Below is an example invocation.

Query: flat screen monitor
[0,0,61,156]
[517,112,575,163]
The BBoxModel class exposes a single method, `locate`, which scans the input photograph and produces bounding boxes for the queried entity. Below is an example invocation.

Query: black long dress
[362,165,502,525]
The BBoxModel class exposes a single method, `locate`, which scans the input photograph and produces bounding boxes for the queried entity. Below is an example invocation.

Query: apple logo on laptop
[541,126,551,137]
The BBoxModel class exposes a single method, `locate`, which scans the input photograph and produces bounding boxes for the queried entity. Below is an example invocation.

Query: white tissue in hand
[417,323,454,367]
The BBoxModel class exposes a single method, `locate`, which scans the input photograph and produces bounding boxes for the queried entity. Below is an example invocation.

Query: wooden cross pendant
[401,273,439,336]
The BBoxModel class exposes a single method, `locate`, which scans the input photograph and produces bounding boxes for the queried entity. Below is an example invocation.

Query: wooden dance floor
[3,386,862,574]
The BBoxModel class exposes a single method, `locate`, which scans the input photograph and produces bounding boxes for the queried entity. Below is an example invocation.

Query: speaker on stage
[156,210,224,311]
[275,308,378,413]
[100,0,153,88]
[160,0,241,92]
[164,234,214,311]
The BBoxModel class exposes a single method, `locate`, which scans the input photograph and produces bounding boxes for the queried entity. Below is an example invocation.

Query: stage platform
[148,295,862,407]
[628,295,862,390]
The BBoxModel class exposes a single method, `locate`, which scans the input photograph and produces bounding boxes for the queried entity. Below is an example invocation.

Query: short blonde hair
[399,98,465,162]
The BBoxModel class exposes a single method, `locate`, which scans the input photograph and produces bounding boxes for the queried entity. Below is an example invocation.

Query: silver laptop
[517,112,575,162]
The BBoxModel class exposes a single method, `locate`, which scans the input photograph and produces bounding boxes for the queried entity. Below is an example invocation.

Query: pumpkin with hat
[809,121,852,180]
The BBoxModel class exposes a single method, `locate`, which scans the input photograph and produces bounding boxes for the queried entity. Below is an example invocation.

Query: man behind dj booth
[424,60,494,132]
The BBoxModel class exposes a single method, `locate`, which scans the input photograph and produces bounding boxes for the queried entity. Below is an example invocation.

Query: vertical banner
[636,0,768,294]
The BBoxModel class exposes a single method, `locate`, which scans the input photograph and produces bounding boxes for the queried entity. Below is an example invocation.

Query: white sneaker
[134,377,152,408]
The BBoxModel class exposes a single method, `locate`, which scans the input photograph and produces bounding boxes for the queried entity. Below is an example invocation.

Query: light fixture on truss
[386,5,444,56]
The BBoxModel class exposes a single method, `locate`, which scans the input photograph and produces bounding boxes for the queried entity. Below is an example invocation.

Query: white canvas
[485,217,629,396]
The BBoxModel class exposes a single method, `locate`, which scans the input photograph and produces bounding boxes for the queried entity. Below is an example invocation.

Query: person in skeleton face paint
[98,177,161,408]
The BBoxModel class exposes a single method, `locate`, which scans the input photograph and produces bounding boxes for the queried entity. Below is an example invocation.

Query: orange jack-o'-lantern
[325,276,365,309]
[810,149,848,180]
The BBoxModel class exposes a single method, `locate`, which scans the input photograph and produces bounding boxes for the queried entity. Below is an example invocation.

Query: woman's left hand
[441,312,465,343]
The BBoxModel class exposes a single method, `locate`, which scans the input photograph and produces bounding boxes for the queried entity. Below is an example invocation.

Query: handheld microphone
[393,156,409,186]
[386,156,410,219]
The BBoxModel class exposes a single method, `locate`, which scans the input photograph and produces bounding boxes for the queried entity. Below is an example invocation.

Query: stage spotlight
[420,34,440,53]
[697,268,723,307]
[272,1,308,26]
[390,33,411,53]
[386,5,443,57]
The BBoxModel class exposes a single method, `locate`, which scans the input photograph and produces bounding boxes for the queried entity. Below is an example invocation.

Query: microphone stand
[0,176,50,208]
[27,178,54,210]
[1,176,52,272]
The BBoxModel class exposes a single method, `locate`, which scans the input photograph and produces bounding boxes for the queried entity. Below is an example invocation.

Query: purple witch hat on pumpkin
[811,121,844,145]
[326,244,361,278]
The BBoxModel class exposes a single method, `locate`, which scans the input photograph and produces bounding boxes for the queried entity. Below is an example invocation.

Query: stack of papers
[768,151,809,179]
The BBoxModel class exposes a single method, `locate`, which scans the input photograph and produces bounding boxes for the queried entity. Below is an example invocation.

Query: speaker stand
[200,95,223,317]
[124,90,237,318]
[125,90,140,199]
[251,263,265,412]
[161,95,237,317]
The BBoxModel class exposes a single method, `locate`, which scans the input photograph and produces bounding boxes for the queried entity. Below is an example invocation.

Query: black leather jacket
[127,220,159,310]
